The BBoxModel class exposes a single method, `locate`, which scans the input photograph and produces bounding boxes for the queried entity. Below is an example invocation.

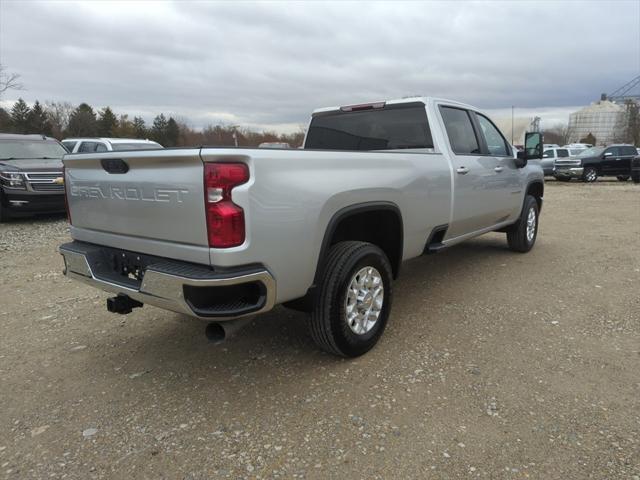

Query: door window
[557,149,569,157]
[475,114,509,156]
[95,143,108,152]
[440,107,480,155]
[62,141,77,152]
[604,147,619,157]
[78,141,99,153]
[543,149,555,158]
[621,146,637,156]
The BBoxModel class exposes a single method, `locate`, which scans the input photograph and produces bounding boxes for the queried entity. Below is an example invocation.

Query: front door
[601,146,619,175]
[472,112,521,223]
[439,106,502,239]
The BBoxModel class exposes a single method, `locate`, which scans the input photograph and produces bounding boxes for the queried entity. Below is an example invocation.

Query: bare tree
[0,65,24,98]
[44,101,74,139]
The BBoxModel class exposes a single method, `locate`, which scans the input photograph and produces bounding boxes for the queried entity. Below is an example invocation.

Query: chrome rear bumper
[59,241,276,321]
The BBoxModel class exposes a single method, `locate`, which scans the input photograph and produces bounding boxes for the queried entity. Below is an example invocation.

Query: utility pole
[511,105,514,144]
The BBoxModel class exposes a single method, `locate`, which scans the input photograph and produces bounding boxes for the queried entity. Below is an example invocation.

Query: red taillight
[204,163,249,248]
[62,165,72,225]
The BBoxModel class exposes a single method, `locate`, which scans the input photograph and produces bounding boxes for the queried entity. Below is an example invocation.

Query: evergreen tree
[0,107,11,132]
[133,116,147,138]
[67,103,98,137]
[112,114,136,138]
[165,117,180,147]
[10,98,30,133]
[579,132,596,146]
[150,114,168,144]
[27,101,52,135]
[97,106,118,136]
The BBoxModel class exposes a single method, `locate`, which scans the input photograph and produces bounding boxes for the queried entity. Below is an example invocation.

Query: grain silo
[567,95,625,146]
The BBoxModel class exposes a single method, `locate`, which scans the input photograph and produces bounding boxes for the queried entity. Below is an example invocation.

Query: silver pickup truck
[60,97,544,357]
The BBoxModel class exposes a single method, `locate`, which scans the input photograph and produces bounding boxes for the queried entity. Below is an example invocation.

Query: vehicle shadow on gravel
[2,212,67,225]
[77,233,524,389]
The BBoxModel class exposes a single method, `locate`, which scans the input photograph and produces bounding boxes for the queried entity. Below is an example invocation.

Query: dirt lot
[0,180,639,479]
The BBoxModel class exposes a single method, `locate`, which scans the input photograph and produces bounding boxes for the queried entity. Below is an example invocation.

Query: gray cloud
[1,0,639,131]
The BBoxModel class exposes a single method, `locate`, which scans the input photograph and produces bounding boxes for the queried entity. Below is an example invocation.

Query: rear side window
[440,106,480,155]
[622,146,637,156]
[557,149,569,157]
[305,104,433,150]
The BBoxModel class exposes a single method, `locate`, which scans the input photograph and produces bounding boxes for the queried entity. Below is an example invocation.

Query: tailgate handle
[101,158,129,174]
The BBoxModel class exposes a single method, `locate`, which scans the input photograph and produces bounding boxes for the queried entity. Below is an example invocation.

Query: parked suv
[0,134,67,221]
[632,154,640,183]
[554,144,637,182]
[62,137,162,153]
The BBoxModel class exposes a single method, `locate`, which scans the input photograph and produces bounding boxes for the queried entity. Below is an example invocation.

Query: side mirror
[603,151,613,157]
[516,132,543,167]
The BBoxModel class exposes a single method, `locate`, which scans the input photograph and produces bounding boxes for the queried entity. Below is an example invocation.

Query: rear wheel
[309,241,392,357]
[616,175,630,182]
[582,167,597,182]
[507,195,539,253]
[633,174,640,184]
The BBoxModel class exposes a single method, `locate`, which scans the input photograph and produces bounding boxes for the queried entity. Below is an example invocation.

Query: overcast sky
[1,0,639,132]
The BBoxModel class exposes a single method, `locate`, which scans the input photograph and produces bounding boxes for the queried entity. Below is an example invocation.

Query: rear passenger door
[439,105,503,239]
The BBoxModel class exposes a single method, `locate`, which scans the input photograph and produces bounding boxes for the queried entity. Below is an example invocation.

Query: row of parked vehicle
[0,134,162,221]
[540,142,640,183]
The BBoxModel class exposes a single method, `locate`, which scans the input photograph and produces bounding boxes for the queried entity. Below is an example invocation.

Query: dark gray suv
[0,134,67,221]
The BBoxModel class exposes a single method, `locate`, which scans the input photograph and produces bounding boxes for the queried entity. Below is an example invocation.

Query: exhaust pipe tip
[205,322,226,344]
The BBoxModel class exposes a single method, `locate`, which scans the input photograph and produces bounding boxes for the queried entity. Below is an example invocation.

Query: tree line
[0,99,305,148]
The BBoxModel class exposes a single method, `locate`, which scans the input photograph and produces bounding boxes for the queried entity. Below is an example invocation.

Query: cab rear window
[305,103,433,150]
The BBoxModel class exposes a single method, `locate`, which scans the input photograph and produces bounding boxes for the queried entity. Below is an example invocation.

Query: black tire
[0,199,8,223]
[309,241,392,357]
[616,175,630,182]
[507,195,539,253]
[633,174,640,184]
[582,166,597,182]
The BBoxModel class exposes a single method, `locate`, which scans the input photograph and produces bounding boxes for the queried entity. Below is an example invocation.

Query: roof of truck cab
[62,137,159,144]
[0,133,57,141]
[312,97,477,115]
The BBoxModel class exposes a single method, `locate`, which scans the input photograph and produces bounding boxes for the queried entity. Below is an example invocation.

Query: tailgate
[64,149,207,247]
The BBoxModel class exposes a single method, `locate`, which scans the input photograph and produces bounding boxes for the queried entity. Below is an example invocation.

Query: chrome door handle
[494,166,504,172]
[456,166,469,175]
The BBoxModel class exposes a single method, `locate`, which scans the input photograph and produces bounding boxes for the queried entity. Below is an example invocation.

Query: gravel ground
[0,180,639,479]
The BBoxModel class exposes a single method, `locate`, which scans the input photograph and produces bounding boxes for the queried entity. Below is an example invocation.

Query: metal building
[567,96,625,146]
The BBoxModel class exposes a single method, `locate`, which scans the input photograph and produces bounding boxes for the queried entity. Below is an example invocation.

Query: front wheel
[583,167,598,182]
[507,195,539,253]
[616,175,630,182]
[309,241,392,357]
[0,200,8,223]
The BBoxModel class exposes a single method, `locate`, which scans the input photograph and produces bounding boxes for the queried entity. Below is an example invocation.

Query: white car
[62,138,162,153]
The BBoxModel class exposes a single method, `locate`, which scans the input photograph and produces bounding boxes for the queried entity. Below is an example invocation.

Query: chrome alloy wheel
[585,169,597,182]
[526,206,537,243]
[345,266,384,335]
